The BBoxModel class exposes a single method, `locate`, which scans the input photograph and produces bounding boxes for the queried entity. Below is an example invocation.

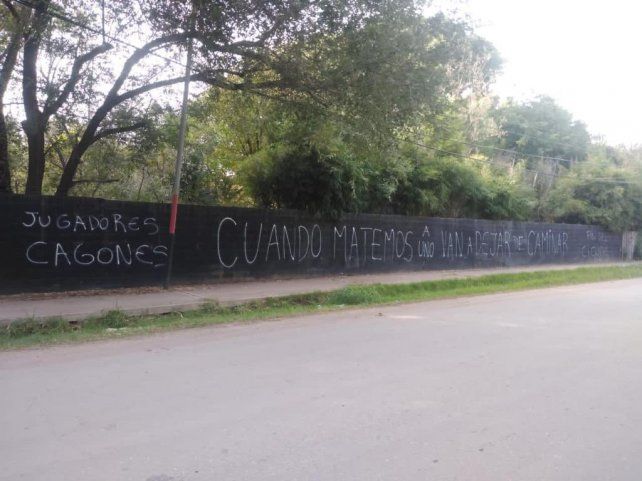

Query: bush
[543,160,642,232]
[391,152,534,220]
[241,143,367,218]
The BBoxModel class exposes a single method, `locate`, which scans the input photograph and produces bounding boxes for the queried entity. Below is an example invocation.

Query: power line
[428,134,575,165]
[498,127,588,152]
[400,137,556,177]
[400,137,640,185]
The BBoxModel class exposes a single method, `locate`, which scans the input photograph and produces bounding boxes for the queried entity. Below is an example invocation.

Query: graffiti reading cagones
[21,211,167,268]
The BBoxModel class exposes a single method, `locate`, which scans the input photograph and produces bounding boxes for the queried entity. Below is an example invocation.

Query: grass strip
[2,264,642,350]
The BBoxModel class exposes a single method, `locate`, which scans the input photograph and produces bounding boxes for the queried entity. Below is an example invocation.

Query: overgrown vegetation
[3,264,642,350]
[1,1,640,237]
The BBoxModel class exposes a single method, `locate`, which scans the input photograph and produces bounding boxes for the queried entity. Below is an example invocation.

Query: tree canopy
[0,0,640,243]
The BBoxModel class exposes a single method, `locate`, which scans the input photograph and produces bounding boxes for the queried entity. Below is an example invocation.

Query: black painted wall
[0,195,623,293]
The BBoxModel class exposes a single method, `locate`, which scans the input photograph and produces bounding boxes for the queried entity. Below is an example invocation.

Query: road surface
[2,279,642,480]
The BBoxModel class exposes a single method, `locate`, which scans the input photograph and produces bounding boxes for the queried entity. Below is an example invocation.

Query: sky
[433,0,642,146]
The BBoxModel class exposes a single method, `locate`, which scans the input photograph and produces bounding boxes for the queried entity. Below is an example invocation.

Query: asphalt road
[2,279,642,481]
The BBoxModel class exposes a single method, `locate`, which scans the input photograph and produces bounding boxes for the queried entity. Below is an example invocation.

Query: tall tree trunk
[0,27,23,194]
[21,0,49,195]
[55,108,107,196]
[24,121,46,194]
[55,143,83,196]
[0,107,11,193]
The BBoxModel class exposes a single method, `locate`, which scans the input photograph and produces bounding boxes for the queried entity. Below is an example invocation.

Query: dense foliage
[1,0,640,239]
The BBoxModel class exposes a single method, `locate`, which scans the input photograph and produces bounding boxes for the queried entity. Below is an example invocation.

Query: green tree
[242,142,367,218]
[492,96,591,163]
[390,142,533,220]
[489,96,592,217]
[544,151,641,232]
[10,0,446,196]
[204,10,501,217]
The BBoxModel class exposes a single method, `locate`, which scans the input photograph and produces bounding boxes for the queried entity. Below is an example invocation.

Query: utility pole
[164,33,194,289]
